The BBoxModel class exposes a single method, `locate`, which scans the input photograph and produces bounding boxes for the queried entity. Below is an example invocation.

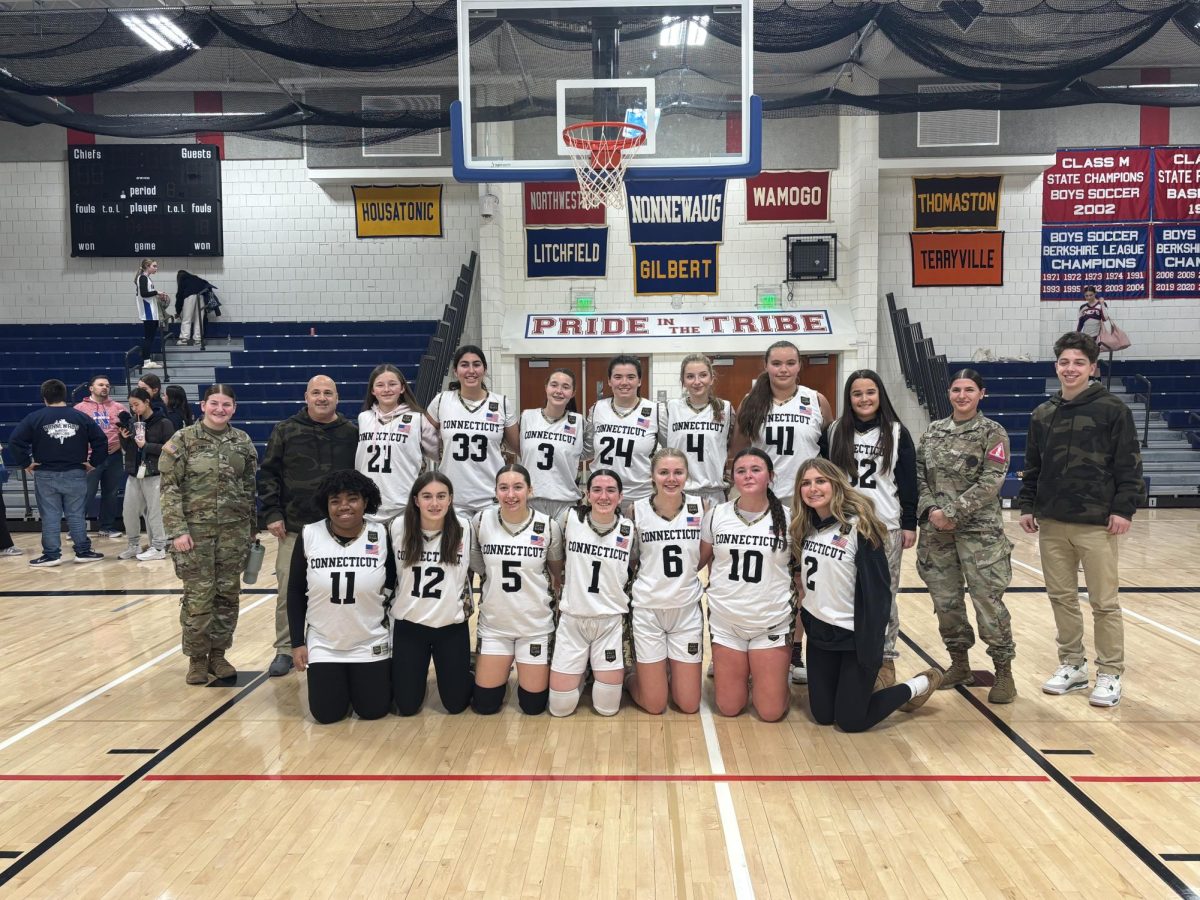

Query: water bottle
[243,539,265,583]
[134,420,146,443]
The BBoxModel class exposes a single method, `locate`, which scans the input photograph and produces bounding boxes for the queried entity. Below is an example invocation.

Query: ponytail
[737,373,774,441]
[766,487,788,554]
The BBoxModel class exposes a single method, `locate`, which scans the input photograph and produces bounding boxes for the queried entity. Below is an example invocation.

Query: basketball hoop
[562,121,646,210]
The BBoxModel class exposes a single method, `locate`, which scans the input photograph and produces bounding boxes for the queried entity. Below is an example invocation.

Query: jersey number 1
[331,571,357,605]
[366,444,393,474]
[764,427,795,457]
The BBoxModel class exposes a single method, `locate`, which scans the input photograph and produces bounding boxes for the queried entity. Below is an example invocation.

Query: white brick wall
[0,158,480,325]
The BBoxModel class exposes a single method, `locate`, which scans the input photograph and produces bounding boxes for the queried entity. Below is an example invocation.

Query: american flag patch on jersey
[485,411,500,422]
[637,417,650,429]
[798,404,814,417]
[365,543,380,556]
[615,535,629,548]
[563,423,576,435]
[686,516,701,528]
[832,534,849,549]
[396,420,410,433]
[530,533,544,547]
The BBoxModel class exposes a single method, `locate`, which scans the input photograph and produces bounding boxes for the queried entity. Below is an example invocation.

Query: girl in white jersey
[519,367,585,520]
[666,354,733,508]
[356,363,439,522]
[427,345,520,515]
[289,470,395,724]
[628,449,708,715]
[134,258,168,369]
[471,464,564,716]
[701,448,795,721]
[735,339,832,687]
[548,469,635,717]
[826,370,918,691]
[585,355,666,511]
[388,472,474,716]
[791,458,940,731]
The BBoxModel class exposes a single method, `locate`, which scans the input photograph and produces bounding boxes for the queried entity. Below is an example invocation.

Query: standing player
[427,346,519,516]
[357,363,438,523]
[628,449,707,715]
[470,464,564,716]
[585,356,665,510]
[792,459,941,730]
[825,370,918,689]
[666,354,733,508]
[701,448,794,722]
[288,470,394,724]
[388,472,474,716]
[548,470,635,717]
[735,339,832,686]
[519,367,585,520]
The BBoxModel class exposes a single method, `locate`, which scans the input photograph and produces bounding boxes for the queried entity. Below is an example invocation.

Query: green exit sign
[572,295,595,314]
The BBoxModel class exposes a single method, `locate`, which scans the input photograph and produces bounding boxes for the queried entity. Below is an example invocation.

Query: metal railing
[1132,373,1152,448]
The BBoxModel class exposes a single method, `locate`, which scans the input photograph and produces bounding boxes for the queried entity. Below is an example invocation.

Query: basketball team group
[116,328,1147,727]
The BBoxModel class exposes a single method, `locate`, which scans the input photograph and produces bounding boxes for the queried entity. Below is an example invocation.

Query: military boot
[208,649,237,680]
[186,656,210,685]
[874,659,896,692]
[988,660,1017,704]
[939,650,975,689]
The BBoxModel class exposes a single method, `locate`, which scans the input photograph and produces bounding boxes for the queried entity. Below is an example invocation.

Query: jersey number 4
[685,433,705,463]
[450,433,488,462]
[598,436,634,467]
[764,427,795,457]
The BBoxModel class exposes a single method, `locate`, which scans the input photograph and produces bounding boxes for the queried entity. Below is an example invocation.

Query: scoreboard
[68,144,223,258]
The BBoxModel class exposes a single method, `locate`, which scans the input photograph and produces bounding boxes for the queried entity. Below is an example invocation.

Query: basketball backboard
[452,0,760,182]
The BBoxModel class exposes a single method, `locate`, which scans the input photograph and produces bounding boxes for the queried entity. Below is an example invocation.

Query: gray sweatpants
[123,474,166,549]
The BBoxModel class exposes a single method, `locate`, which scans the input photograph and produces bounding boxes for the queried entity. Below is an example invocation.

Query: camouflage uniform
[915,413,1015,663]
[159,423,258,658]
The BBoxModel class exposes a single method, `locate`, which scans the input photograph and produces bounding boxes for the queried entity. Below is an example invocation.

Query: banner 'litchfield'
[910,231,1004,287]
[353,185,443,238]
[526,226,608,279]
[912,175,1001,230]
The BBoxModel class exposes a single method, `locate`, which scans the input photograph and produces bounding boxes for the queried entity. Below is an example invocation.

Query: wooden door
[517,355,651,414]
[706,352,840,419]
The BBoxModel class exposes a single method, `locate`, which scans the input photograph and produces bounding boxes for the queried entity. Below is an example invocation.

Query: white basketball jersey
[559,512,634,617]
[473,509,560,639]
[431,390,516,511]
[300,521,391,663]
[388,514,473,628]
[666,398,732,493]
[632,495,704,610]
[589,398,662,501]
[356,406,426,521]
[519,409,585,503]
[752,386,823,500]
[702,501,793,631]
[800,518,859,631]
[830,421,902,531]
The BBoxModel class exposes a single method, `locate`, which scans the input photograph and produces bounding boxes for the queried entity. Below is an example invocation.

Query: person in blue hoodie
[8,379,108,567]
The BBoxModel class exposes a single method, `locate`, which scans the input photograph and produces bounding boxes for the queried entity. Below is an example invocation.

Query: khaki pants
[1038,519,1124,676]
[274,531,298,654]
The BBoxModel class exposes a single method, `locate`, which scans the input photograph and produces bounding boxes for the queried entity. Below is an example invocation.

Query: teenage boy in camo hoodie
[1018,332,1145,709]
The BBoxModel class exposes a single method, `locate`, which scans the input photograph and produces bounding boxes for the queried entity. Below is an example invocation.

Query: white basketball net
[563,123,645,211]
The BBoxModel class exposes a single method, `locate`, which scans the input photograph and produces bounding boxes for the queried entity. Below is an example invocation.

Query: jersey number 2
[852,458,877,490]
[411,566,446,598]
[598,436,634,467]
[366,444,393,474]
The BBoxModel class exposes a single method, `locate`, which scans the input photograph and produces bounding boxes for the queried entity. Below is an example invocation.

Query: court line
[0,594,273,755]
[698,702,755,900]
[898,585,1200,594]
[0,588,278,597]
[0,672,269,886]
[899,631,1199,900]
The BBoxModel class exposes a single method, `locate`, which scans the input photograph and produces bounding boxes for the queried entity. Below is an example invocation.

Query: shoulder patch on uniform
[687,503,699,515]
[986,441,1007,463]
[368,530,379,543]
[641,406,652,417]
[567,413,577,425]
[619,523,631,536]
[162,441,177,454]
[800,395,811,405]
[402,413,412,423]
[488,401,499,412]
[533,520,546,534]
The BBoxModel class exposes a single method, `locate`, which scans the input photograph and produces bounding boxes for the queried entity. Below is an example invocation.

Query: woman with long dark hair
[164,384,194,431]
[357,363,438,522]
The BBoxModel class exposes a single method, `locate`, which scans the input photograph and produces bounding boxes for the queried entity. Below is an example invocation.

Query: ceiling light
[659,15,709,48]
[121,14,198,52]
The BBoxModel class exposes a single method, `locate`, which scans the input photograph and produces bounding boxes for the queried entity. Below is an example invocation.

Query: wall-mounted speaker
[785,234,837,282]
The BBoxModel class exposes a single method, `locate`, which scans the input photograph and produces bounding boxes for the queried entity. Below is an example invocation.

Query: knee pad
[517,686,549,715]
[548,687,581,717]
[471,683,507,715]
[591,681,624,717]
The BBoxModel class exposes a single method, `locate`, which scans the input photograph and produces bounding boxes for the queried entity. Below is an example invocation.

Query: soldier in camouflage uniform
[160,384,258,685]
[1019,332,1144,709]
[916,369,1017,704]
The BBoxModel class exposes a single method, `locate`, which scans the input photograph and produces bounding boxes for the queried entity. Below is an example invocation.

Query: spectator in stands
[164,384,195,432]
[8,379,108,567]
[259,374,359,677]
[115,387,175,561]
[135,258,168,370]
[1019,332,1145,709]
[1075,285,1106,341]
[138,373,167,417]
[0,442,17,557]
[75,374,126,540]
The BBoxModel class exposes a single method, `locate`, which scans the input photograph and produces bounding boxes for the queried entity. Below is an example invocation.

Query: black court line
[0,589,277,597]
[899,631,1199,900]
[106,749,158,755]
[1164,855,1200,862]
[0,672,268,888]
[898,586,1200,594]
[110,599,147,612]
[1043,749,1095,756]
[0,853,19,859]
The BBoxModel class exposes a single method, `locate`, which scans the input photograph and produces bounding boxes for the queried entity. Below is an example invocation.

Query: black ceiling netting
[1,0,1199,147]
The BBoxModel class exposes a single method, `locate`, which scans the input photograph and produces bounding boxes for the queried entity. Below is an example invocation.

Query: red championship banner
[745,170,830,222]
[524,181,605,227]
[1154,147,1200,221]
[1042,149,1150,224]
[910,231,1004,287]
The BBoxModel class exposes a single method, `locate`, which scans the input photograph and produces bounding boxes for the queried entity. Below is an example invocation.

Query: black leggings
[141,320,159,360]
[391,619,472,716]
[306,659,391,724]
[806,644,912,733]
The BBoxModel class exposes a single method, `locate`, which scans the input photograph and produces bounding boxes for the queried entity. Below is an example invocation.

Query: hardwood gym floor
[0,511,1197,898]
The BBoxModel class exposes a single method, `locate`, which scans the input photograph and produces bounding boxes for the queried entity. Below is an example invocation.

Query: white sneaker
[1089,673,1122,707]
[1,546,24,557]
[1042,662,1089,695]
[118,545,142,560]
[790,663,808,685]
[142,360,162,369]
[136,547,167,561]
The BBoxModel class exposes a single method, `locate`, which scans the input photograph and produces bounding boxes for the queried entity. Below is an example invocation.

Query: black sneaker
[29,554,62,568]
[74,550,105,564]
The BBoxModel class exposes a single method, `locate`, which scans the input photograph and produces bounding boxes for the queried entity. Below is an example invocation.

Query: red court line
[142,773,1049,783]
